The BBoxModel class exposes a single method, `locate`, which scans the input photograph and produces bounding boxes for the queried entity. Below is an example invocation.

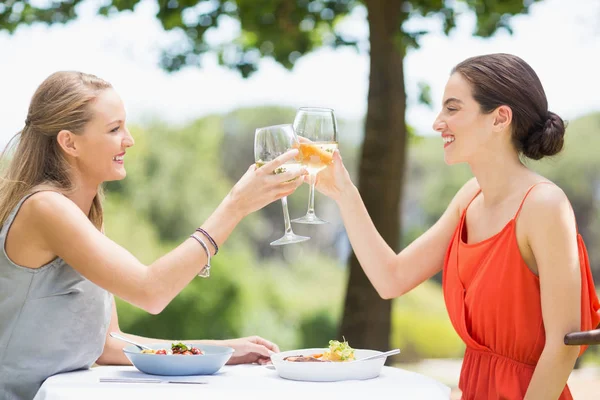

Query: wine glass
[254,124,310,246]
[291,107,338,225]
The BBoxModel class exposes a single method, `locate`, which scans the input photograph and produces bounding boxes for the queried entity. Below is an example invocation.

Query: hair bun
[522,111,566,160]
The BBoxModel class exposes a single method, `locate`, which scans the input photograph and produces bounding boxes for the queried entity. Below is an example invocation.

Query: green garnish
[171,342,189,352]
[328,337,355,361]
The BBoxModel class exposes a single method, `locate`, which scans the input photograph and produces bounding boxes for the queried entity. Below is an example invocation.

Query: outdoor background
[1,0,600,396]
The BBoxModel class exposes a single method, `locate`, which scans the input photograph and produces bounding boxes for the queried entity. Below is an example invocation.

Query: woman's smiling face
[68,88,135,184]
[432,72,499,165]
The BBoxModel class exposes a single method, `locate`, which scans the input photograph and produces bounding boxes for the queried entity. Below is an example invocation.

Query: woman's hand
[310,150,354,202]
[229,149,307,217]
[220,336,280,365]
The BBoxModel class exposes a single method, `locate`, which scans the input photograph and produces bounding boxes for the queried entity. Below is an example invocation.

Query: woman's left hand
[220,336,280,365]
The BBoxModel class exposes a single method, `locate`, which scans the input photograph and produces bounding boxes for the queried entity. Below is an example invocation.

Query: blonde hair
[0,71,113,229]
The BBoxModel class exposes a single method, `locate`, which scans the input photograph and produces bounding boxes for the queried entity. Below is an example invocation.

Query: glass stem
[306,173,316,216]
[281,196,294,235]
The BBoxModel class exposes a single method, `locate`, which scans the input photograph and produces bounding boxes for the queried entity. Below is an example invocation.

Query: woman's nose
[122,127,135,147]
[432,115,446,132]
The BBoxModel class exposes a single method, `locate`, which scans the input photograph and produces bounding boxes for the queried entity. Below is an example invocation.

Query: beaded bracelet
[195,228,218,255]
[190,233,211,278]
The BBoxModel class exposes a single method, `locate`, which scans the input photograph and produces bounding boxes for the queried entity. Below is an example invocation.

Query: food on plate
[284,355,326,362]
[140,342,204,355]
[283,339,355,362]
[321,339,355,361]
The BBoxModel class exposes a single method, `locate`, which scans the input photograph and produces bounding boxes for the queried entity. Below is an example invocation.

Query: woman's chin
[107,171,127,181]
[444,156,466,166]
[444,154,455,165]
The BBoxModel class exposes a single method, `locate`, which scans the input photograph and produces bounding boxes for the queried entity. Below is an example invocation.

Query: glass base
[270,233,310,246]
[292,214,328,225]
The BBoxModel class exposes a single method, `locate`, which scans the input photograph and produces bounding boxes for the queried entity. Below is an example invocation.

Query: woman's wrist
[336,182,359,205]
[223,191,247,221]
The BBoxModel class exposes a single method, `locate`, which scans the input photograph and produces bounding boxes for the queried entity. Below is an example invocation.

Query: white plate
[270,348,387,382]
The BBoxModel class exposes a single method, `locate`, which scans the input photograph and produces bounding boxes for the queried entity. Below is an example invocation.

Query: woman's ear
[493,105,512,132]
[56,130,78,157]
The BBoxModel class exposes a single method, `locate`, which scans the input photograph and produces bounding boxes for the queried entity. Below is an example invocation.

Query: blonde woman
[0,71,305,400]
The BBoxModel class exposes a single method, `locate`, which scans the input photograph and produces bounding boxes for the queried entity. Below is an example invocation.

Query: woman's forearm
[330,165,465,299]
[144,194,244,313]
[524,344,579,399]
[197,192,246,250]
[336,185,399,298]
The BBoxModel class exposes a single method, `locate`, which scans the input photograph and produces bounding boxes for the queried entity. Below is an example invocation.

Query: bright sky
[0,0,599,147]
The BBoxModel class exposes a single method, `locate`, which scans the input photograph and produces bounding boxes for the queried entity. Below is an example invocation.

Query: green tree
[0,0,542,351]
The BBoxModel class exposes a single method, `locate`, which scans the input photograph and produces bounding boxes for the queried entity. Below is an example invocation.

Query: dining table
[33,364,451,399]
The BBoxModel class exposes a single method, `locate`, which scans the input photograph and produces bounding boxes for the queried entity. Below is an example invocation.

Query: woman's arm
[522,185,581,400]
[315,150,479,299]
[28,151,304,314]
[96,298,278,365]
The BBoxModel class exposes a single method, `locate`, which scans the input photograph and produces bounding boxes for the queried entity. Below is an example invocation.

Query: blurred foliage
[1,0,541,76]
[391,280,465,362]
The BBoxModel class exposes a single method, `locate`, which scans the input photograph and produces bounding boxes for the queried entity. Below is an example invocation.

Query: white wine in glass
[292,107,338,225]
[254,124,310,246]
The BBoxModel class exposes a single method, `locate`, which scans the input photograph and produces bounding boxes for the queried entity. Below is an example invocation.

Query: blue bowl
[123,343,234,376]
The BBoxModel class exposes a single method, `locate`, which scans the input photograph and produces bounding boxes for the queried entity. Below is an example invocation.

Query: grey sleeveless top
[0,193,112,400]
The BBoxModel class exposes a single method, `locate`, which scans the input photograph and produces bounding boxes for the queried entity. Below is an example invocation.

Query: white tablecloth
[34,365,451,400]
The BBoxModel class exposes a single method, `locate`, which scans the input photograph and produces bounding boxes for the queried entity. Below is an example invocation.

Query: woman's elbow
[145,303,164,315]
[376,273,406,299]
[136,286,168,315]
[95,345,118,365]
[379,289,406,300]
[143,297,166,315]
[95,353,111,365]
[375,258,409,299]
[376,283,406,300]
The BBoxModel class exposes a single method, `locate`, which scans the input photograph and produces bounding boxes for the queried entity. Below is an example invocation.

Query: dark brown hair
[452,53,565,160]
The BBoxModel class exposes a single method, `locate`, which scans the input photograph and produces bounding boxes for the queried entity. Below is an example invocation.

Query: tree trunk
[339,1,407,353]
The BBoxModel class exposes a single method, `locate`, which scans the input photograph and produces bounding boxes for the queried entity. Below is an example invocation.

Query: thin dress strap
[0,192,40,237]
[513,181,555,220]
[463,188,482,216]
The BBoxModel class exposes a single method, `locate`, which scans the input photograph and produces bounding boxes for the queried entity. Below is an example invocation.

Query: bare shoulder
[23,191,87,226]
[520,181,575,233]
[5,192,88,268]
[25,191,74,213]
[522,182,571,217]
[453,177,480,216]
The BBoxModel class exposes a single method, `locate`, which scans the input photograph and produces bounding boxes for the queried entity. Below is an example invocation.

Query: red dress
[443,183,600,399]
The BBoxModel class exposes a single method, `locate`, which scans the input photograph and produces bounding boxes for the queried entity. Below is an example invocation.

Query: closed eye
[110,126,120,133]
[446,107,457,112]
